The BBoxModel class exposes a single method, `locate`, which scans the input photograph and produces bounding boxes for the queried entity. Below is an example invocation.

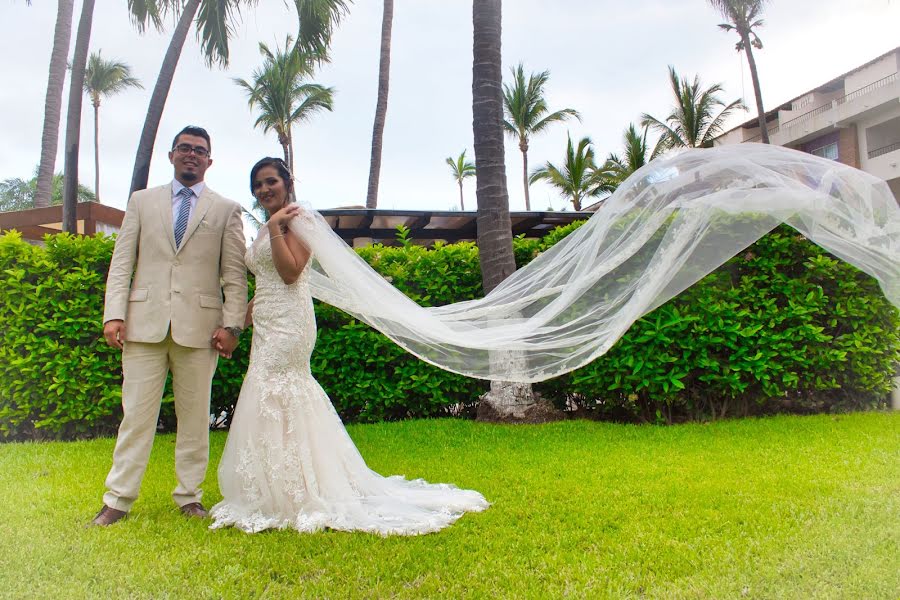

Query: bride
[209,157,489,535]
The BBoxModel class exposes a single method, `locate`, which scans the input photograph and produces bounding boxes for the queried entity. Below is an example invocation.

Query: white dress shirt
[171,180,206,224]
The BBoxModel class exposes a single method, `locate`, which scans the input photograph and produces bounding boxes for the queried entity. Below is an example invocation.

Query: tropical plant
[1,171,95,213]
[502,63,579,211]
[82,52,143,203]
[61,0,97,232]
[33,0,75,209]
[531,135,612,211]
[641,66,745,155]
[708,0,771,143]
[129,0,350,195]
[601,123,652,191]
[234,36,334,174]
[365,0,393,208]
[472,0,537,418]
[445,150,476,211]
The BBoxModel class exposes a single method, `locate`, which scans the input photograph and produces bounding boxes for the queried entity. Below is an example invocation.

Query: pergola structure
[0,203,595,246]
[0,202,124,243]
[317,208,594,247]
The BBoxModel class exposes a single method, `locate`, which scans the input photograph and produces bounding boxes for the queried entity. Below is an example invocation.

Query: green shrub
[0,232,123,440]
[1,218,896,440]
[534,225,900,422]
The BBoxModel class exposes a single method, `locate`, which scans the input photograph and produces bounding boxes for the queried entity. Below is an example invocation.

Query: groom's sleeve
[220,201,248,329]
[103,192,141,323]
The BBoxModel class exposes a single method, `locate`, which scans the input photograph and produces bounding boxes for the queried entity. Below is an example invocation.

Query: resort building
[715,46,900,200]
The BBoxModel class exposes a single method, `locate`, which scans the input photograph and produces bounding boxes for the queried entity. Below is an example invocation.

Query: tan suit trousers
[103,333,218,511]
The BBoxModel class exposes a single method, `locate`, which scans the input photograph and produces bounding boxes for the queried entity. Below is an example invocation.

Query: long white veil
[287,144,899,383]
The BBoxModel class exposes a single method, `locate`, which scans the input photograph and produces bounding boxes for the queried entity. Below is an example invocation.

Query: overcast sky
[1,0,898,216]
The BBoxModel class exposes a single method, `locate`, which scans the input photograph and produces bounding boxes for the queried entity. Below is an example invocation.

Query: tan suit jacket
[103,183,248,348]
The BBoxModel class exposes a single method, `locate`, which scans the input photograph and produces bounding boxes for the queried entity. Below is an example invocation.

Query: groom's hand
[211,328,239,359]
[103,320,126,350]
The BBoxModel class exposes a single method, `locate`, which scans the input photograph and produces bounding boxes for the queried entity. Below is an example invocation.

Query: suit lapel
[176,187,214,254]
[158,185,177,253]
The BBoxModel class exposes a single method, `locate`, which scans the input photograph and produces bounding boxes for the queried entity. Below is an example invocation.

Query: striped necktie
[174,187,193,248]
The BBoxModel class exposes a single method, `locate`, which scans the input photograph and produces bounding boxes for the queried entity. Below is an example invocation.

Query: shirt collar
[172,180,205,201]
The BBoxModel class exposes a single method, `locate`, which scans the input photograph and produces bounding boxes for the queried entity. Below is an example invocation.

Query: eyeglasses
[173,144,210,158]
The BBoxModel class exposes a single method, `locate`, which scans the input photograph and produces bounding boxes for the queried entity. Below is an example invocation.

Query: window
[810,142,839,160]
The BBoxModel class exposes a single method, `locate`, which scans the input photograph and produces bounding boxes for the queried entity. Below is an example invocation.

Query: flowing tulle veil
[287,143,899,383]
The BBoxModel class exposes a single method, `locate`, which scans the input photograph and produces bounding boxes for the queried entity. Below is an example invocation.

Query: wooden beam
[511,216,543,235]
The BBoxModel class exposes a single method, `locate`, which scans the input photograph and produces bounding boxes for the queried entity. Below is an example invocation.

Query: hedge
[0,219,896,440]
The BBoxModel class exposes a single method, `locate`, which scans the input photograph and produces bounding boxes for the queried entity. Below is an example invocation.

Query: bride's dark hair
[250,157,294,201]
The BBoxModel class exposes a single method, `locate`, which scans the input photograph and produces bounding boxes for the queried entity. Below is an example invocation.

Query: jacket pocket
[129,288,148,302]
[199,294,223,308]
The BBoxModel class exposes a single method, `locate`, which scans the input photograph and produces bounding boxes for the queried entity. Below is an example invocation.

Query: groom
[92,126,248,526]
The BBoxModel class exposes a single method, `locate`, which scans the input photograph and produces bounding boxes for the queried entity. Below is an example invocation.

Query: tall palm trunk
[92,97,100,202]
[287,131,295,175]
[35,0,75,209]
[458,180,464,211]
[472,0,539,421]
[130,0,201,194]
[365,0,393,209]
[519,139,530,211]
[741,29,768,144]
[62,0,96,233]
[472,0,514,294]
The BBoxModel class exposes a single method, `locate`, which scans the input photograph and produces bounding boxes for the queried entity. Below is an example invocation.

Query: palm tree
[234,37,334,175]
[61,0,98,233]
[472,0,539,419]
[34,0,74,208]
[601,123,652,191]
[1,170,95,213]
[445,150,476,211]
[708,0,771,143]
[129,0,350,195]
[83,52,143,203]
[531,135,612,211]
[641,66,745,155]
[502,63,579,211]
[365,0,393,209]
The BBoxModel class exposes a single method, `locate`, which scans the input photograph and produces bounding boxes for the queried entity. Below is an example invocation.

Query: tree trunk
[521,145,530,211]
[472,0,549,422]
[35,0,75,209]
[288,132,295,176]
[365,0,393,209]
[62,0,96,233]
[742,29,768,144]
[458,180,464,211]
[472,0,514,294]
[130,0,201,194]
[93,100,100,202]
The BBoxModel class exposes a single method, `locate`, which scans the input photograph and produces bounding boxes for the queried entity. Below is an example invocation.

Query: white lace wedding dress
[209,232,489,535]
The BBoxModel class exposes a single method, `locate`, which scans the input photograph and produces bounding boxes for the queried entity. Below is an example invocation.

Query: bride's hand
[268,204,302,231]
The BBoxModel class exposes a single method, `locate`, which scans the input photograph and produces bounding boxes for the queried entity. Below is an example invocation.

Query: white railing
[779,72,898,132]
[868,141,900,159]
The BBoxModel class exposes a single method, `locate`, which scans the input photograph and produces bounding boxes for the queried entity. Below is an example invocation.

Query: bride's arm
[244,297,255,328]
[267,205,312,285]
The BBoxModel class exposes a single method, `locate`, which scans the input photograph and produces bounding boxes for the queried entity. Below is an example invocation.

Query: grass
[0,412,898,599]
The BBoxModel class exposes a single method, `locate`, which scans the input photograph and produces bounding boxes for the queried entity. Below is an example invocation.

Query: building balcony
[868,141,900,159]
[747,72,900,145]
[864,141,900,183]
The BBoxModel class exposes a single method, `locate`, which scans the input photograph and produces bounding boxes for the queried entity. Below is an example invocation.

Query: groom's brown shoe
[179,502,209,519]
[89,505,127,527]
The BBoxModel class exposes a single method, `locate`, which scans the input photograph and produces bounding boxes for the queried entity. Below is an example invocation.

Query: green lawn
[1,413,898,599]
